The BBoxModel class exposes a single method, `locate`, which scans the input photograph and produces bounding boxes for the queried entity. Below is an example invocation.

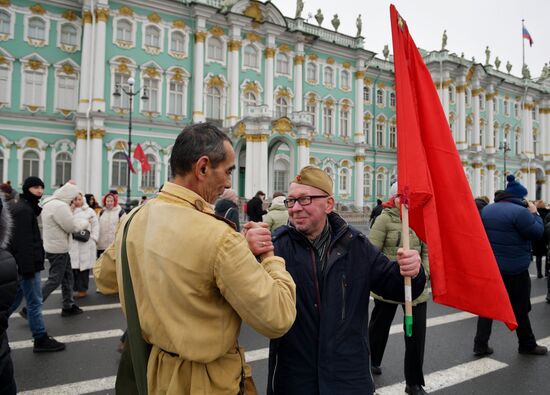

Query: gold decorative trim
[324,98,334,108]
[228,40,242,51]
[27,59,43,70]
[96,8,109,22]
[306,93,317,105]
[0,56,7,65]
[278,43,291,53]
[486,164,496,170]
[233,122,246,137]
[272,117,292,133]
[471,88,484,96]
[545,170,550,175]
[91,129,105,139]
[377,82,386,89]
[172,20,186,29]
[116,62,130,75]
[192,111,204,115]
[92,98,105,102]
[209,26,225,37]
[307,53,318,61]
[118,6,133,17]
[293,55,304,65]
[364,78,372,85]
[207,75,225,88]
[243,81,259,95]
[144,66,159,78]
[486,92,497,101]
[148,13,161,24]
[246,32,262,42]
[30,4,46,15]
[364,113,372,120]
[522,102,535,110]
[342,62,351,69]
[245,134,268,142]
[296,138,310,147]
[276,88,290,98]
[25,138,38,148]
[243,2,263,23]
[83,11,92,24]
[264,47,276,58]
[521,167,530,173]
[355,71,365,79]
[62,10,78,21]
[326,57,335,65]
[472,163,483,169]
[61,63,75,75]
[354,155,366,162]
[0,0,11,7]
[74,129,87,139]
[456,84,467,93]
[194,31,207,43]
[171,68,185,82]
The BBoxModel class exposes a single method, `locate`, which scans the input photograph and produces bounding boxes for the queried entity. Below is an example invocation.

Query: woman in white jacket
[96,193,125,257]
[69,193,99,298]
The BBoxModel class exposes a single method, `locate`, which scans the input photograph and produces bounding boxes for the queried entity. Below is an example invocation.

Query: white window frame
[323,65,335,87]
[306,62,317,84]
[304,97,318,131]
[504,99,509,116]
[339,167,351,194]
[389,92,396,107]
[110,151,129,188]
[54,61,80,114]
[376,88,385,106]
[0,8,15,41]
[140,65,163,115]
[493,97,498,113]
[240,80,263,118]
[339,105,350,138]
[203,74,227,121]
[24,15,49,47]
[322,102,335,135]
[137,145,162,192]
[389,124,397,148]
[16,137,47,186]
[168,29,188,59]
[57,21,81,52]
[142,23,164,54]
[275,97,289,119]
[363,116,371,145]
[376,171,387,197]
[20,55,49,111]
[363,168,372,197]
[206,36,226,65]
[363,85,371,102]
[340,70,351,91]
[242,44,261,71]
[275,52,291,77]
[206,86,223,120]
[109,57,136,112]
[113,17,136,49]
[376,120,385,147]
[0,49,14,108]
[166,67,190,118]
[465,88,471,107]
[54,151,72,187]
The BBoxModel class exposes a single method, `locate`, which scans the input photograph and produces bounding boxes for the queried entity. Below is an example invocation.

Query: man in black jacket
[267,166,425,395]
[247,191,267,222]
[7,177,65,352]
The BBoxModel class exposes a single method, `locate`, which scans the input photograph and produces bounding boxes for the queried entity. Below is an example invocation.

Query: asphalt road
[8,263,550,395]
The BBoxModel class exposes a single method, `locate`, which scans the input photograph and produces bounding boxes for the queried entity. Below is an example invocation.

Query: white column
[545,168,550,203]
[192,21,206,123]
[78,10,92,113]
[73,131,87,188]
[354,69,365,145]
[522,99,534,158]
[472,163,482,197]
[296,138,310,170]
[245,135,269,198]
[486,163,495,201]
[457,82,466,150]
[438,80,449,118]
[486,92,495,154]
[293,43,304,113]
[91,7,108,112]
[227,28,241,127]
[264,34,275,117]
[354,152,365,208]
[472,86,480,149]
[540,104,548,160]
[90,130,104,198]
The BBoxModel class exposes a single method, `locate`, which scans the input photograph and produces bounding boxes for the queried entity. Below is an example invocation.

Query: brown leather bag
[238,344,258,395]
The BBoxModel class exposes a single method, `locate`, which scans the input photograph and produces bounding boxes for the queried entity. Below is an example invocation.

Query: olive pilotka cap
[292,166,333,195]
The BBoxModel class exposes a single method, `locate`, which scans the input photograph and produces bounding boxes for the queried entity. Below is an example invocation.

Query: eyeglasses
[284,195,329,208]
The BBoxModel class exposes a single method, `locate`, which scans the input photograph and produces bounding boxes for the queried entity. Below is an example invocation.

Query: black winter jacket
[247,197,266,222]
[214,199,240,232]
[8,198,45,277]
[267,213,426,395]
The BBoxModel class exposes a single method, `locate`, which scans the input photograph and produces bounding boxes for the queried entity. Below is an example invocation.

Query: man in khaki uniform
[95,123,296,394]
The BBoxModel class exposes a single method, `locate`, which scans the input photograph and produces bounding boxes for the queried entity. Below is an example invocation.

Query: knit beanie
[504,175,528,198]
[22,176,45,194]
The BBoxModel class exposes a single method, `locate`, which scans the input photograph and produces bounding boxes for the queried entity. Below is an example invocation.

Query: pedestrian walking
[263,195,288,232]
[267,166,425,395]
[69,193,99,299]
[368,183,430,395]
[533,200,549,278]
[41,181,86,317]
[473,175,547,356]
[7,176,65,352]
[95,123,296,394]
[96,192,125,258]
[369,199,384,227]
[247,191,267,222]
[214,189,241,231]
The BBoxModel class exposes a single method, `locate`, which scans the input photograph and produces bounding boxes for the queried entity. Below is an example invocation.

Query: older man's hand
[396,248,421,278]
[243,221,274,258]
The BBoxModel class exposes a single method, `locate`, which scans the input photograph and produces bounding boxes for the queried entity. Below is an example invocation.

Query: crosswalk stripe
[10,329,124,350]
[375,358,508,394]
[18,376,116,395]
[245,347,269,362]
[10,303,121,319]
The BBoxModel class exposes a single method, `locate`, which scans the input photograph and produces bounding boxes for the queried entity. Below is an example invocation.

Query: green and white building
[1,0,549,206]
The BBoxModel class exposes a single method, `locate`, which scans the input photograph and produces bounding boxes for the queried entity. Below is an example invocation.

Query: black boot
[61,304,83,317]
[33,333,66,353]
[405,384,429,395]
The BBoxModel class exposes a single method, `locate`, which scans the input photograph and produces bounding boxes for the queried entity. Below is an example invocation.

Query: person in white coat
[96,193,125,258]
[69,193,99,299]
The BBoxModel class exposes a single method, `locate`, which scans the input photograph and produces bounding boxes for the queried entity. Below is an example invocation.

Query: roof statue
[494,56,501,70]
[295,0,304,18]
[485,46,491,66]
[522,64,531,80]
[356,14,362,37]
[441,29,447,50]
[331,14,340,31]
[506,61,512,74]
[383,44,389,61]
[220,0,239,14]
[314,9,323,26]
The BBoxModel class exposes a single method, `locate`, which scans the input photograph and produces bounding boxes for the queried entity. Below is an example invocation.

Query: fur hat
[292,166,333,195]
[22,176,44,194]
[505,175,528,198]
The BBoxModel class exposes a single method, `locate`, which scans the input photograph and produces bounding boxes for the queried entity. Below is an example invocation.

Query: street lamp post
[499,138,511,189]
[113,77,148,212]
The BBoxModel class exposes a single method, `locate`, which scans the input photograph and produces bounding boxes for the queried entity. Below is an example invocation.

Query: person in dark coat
[369,199,384,227]
[214,189,240,232]
[473,175,546,356]
[267,166,426,395]
[247,191,267,222]
[474,196,489,215]
[532,200,549,278]
[0,194,18,394]
[7,177,65,353]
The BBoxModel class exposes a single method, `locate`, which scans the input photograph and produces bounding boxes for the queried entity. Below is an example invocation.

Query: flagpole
[401,203,413,337]
[522,19,525,72]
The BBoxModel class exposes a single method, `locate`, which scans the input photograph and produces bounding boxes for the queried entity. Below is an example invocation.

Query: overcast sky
[274,0,549,79]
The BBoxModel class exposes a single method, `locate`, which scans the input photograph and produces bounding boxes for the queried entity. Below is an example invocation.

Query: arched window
[306,101,317,129]
[323,105,333,135]
[363,118,371,144]
[340,70,350,90]
[244,45,259,68]
[243,91,258,115]
[376,122,384,146]
[479,94,485,111]
[324,167,334,182]
[275,97,288,118]
[0,11,10,35]
[112,152,128,187]
[23,70,45,107]
[28,17,45,40]
[60,24,77,46]
[55,152,72,186]
[515,131,521,154]
[116,19,132,42]
[141,154,157,189]
[142,76,160,113]
[339,107,349,137]
[363,86,371,102]
[363,171,372,196]
[390,92,396,107]
[22,151,40,180]
[207,37,223,61]
[171,31,185,53]
[112,73,130,109]
[145,26,161,48]
[376,173,385,196]
[307,63,317,82]
[324,66,334,85]
[376,89,384,105]
[273,157,290,194]
[206,86,222,119]
[276,53,290,75]
[168,79,185,115]
[389,125,397,148]
[339,168,349,193]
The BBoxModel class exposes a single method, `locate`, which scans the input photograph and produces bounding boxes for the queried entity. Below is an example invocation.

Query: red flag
[134,144,151,173]
[390,5,517,330]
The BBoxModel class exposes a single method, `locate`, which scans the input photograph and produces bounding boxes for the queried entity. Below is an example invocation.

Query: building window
[142,77,159,113]
[144,26,161,48]
[0,11,10,35]
[465,88,471,107]
[112,73,130,109]
[323,106,333,135]
[376,89,384,105]
[324,66,334,86]
[306,102,317,129]
[56,75,78,111]
[275,97,289,118]
[23,70,45,107]
[55,152,72,186]
[363,86,371,102]
[244,45,259,69]
[390,92,396,107]
[60,23,77,46]
[116,19,133,43]
[141,154,157,189]
[111,152,128,187]
[22,151,40,180]
[448,85,455,103]
[532,108,537,121]
[515,132,520,154]
[493,98,497,113]
[376,173,385,196]
[479,94,485,111]
[28,17,46,40]
[363,171,372,196]
[273,158,289,194]
[376,122,384,146]
[170,31,185,53]
[325,167,334,182]
[0,66,9,103]
[340,70,350,90]
[168,80,185,116]
[339,168,349,193]
[363,119,371,144]
[276,53,290,75]
[307,63,317,83]
[207,37,223,61]
[339,108,349,137]
[243,91,258,115]
[504,99,509,116]
[389,125,396,148]
[206,86,222,120]
[514,103,519,118]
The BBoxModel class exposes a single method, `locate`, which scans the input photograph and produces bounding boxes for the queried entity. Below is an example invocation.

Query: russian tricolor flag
[123,147,137,174]
[523,26,533,47]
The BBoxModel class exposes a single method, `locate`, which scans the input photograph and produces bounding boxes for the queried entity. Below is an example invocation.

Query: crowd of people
[0,123,548,395]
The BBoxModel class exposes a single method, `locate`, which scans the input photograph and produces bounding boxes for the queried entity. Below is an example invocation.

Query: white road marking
[10,303,121,319]
[18,376,116,395]
[375,358,508,394]
[245,347,269,362]
[10,329,124,350]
